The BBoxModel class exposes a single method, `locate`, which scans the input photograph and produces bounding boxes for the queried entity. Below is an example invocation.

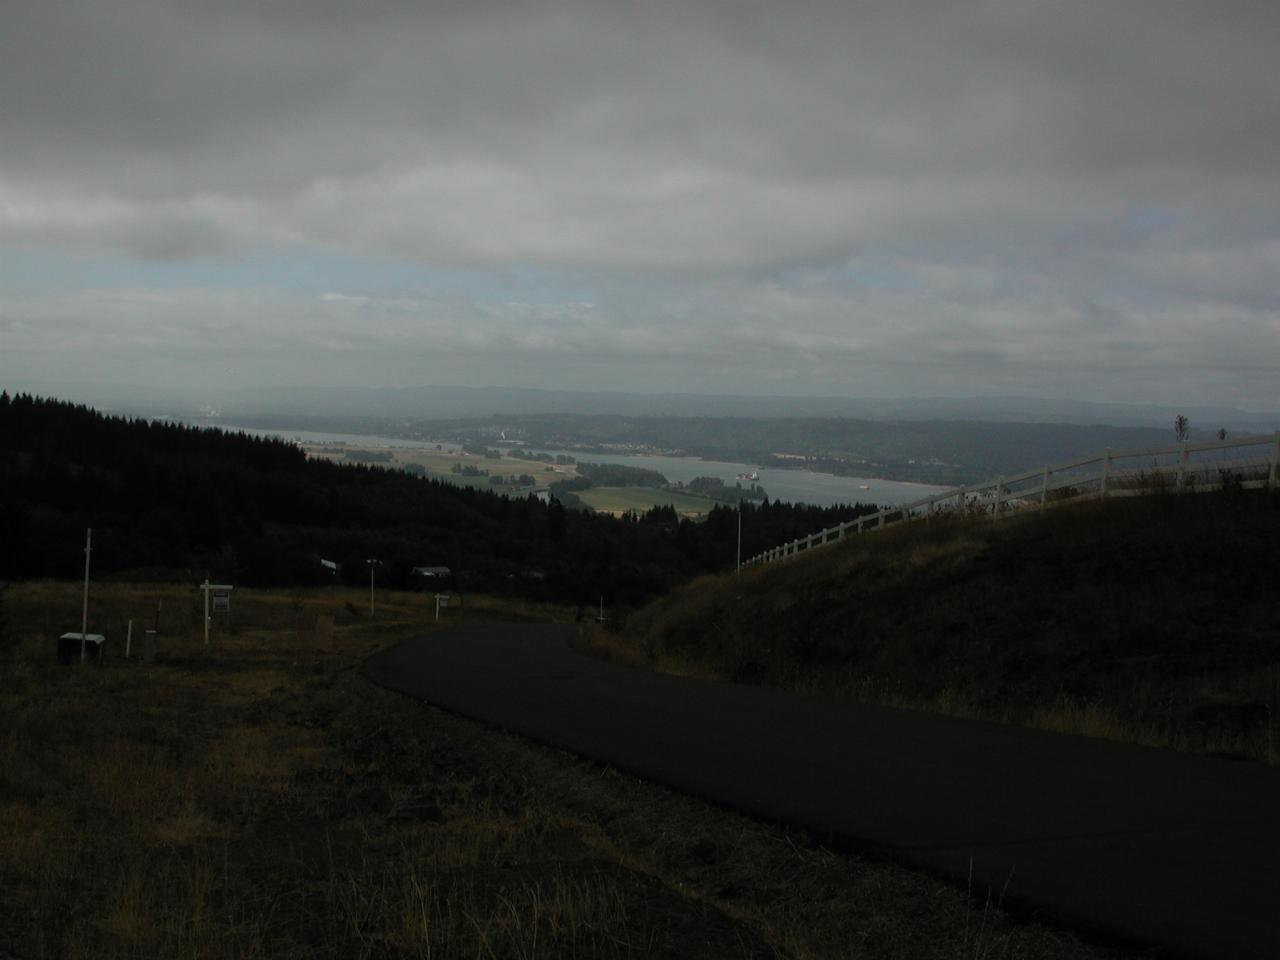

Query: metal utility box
[58,632,105,664]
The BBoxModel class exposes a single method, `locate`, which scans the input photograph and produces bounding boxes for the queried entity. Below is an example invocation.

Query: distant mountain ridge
[6,380,1278,431]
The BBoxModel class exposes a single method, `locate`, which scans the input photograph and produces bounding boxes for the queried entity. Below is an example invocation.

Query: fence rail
[745,432,1280,568]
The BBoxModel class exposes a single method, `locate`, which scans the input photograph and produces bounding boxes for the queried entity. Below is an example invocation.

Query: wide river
[525,448,952,508]
[217,425,952,508]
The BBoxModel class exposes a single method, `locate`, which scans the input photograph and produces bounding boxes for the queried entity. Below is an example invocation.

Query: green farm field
[303,445,720,515]
[303,444,576,490]
[577,485,719,518]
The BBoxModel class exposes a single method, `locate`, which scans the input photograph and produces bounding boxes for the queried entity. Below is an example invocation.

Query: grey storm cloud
[1,1,1278,408]
[4,0,1279,269]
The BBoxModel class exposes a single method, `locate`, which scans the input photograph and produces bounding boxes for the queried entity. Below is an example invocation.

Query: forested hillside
[0,393,874,608]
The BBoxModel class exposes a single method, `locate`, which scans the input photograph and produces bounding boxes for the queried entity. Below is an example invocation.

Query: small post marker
[200,582,233,645]
[126,619,133,659]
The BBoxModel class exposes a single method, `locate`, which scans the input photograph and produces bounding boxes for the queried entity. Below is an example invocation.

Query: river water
[524,448,952,507]
[216,424,952,508]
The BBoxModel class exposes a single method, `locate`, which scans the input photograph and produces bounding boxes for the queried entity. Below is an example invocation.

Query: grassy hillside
[0,582,1132,959]
[612,487,1280,761]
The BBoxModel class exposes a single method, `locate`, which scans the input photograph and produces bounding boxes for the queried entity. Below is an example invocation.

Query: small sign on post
[200,582,234,645]
[434,594,450,621]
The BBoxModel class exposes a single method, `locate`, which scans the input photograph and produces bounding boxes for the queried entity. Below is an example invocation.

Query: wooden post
[1177,444,1189,491]
[1272,431,1279,489]
[1040,466,1050,512]
[125,619,132,659]
[1100,449,1111,500]
[80,528,92,665]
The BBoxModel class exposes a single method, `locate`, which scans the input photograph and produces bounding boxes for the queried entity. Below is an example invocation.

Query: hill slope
[616,489,1280,760]
[0,392,870,608]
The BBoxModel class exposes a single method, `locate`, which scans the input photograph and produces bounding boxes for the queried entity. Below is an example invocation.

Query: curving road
[365,622,1280,960]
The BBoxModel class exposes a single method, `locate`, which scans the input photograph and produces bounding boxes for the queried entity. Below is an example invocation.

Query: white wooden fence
[745,432,1280,568]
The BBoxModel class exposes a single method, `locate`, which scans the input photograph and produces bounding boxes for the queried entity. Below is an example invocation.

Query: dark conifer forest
[0,393,875,609]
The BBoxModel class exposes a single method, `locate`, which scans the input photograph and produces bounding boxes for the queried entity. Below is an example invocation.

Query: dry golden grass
[0,579,1136,959]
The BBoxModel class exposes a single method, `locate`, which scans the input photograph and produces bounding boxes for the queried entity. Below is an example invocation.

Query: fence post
[1272,431,1279,489]
[1040,466,1050,512]
[1177,444,1189,491]
[1100,449,1112,500]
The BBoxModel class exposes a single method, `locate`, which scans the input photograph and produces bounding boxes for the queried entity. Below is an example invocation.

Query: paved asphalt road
[365,623,1280,959]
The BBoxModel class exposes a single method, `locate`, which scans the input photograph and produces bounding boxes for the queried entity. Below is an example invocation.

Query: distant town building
[411,566,452,578]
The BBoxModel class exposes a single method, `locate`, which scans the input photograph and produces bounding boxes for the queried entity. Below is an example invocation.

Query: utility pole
[366,559,381,618]
[736,498,742,575]
[80,528,92,664]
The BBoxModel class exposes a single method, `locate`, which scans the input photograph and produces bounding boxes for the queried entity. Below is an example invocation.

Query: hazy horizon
[4,378,1277,433]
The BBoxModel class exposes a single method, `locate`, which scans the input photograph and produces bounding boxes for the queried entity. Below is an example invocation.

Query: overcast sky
[2,1,1277,409]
